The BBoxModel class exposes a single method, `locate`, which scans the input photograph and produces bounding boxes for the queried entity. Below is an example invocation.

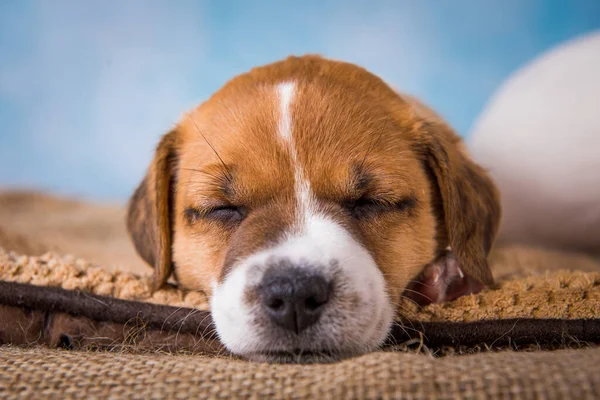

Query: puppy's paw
[404,248,485,306]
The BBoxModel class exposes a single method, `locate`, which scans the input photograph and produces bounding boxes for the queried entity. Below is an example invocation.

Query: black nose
[259,267,330,334]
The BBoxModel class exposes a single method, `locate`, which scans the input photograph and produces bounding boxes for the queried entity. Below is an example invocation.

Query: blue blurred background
[1,0,599,201]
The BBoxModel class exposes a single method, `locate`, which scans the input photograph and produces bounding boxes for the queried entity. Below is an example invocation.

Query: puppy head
[127,55,500,362]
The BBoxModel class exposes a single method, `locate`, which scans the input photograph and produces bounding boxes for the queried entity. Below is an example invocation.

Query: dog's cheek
[171,226,228,293]
[362,208,438,307]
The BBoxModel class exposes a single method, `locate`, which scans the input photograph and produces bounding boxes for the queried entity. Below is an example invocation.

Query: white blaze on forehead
[277,82,295,143]
[276,81,314,227]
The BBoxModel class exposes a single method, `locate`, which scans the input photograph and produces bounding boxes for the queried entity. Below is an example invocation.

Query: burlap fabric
[2,247,599,321]
[1,346,599,399]
[1,191,600,398]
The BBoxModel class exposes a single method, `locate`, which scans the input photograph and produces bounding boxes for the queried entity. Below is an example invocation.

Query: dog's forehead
[177,60,421,198]
[288,82,420,195]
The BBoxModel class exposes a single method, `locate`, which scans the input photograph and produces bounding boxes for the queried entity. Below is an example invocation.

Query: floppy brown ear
[415,122,501,287]
[126,130,178,290]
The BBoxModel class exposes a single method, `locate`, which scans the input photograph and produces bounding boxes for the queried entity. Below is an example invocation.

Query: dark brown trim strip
[1,280,599,350]
[387,318,600,348]
[0,281,213,336]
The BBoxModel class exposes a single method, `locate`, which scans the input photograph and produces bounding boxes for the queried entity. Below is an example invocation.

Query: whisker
[389,320,413,343]
[181,167,228,182]
[200,315,216,338]
[195,313,213,338]
[175,308,201,343]
[391,319,427,342]
[396,300,424,319]
[398,295,425,312]
[400,288,434,304]
[189,116,233,183]
[160,306,185,333]
[404,279,434,289]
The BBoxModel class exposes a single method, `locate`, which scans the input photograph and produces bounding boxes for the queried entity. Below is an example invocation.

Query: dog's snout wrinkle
[259,267,330,334]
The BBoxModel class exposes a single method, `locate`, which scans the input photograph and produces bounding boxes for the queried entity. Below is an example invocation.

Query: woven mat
[2,190,600,398]
[1,346,599,399]
[2,246,599,321]
[1,246,600,357]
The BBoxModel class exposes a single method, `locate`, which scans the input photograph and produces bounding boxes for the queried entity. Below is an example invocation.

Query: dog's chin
[223,323,391,364]
[241,348,362,364]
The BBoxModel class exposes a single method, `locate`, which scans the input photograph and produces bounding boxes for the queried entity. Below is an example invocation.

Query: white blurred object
[469,30,600,255]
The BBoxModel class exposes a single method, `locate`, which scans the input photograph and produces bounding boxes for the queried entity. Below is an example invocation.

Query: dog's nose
[259,267,330,334]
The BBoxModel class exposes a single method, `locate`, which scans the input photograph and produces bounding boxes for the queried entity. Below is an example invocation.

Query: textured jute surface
[1,346,600,399]
[2,190,600,398]
[1,247,600,398]
[2,246,599,321]
[2,278,598,356]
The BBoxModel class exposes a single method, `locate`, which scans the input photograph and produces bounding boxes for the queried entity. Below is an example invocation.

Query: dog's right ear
[126,130,178,290]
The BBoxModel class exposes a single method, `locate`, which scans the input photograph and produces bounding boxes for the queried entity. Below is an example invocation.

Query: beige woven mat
[2,191,600,398]
[1,245,599,322]
[1,346,599,399]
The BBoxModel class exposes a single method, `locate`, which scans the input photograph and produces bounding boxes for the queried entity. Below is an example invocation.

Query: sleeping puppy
[126,55,501,363]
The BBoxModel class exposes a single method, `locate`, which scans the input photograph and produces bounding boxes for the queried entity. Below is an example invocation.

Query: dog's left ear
[126,130,179,290]
[414,120,501,288]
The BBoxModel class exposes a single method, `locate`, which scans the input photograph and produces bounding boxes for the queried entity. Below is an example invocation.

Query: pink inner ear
[403,251,485,306]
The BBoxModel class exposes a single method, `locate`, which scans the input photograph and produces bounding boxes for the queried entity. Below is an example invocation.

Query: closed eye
[345,196,417,219]
[184,205,246,225]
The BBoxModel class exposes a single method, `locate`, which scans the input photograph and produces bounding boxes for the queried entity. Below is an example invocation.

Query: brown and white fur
[126,55,501,363]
